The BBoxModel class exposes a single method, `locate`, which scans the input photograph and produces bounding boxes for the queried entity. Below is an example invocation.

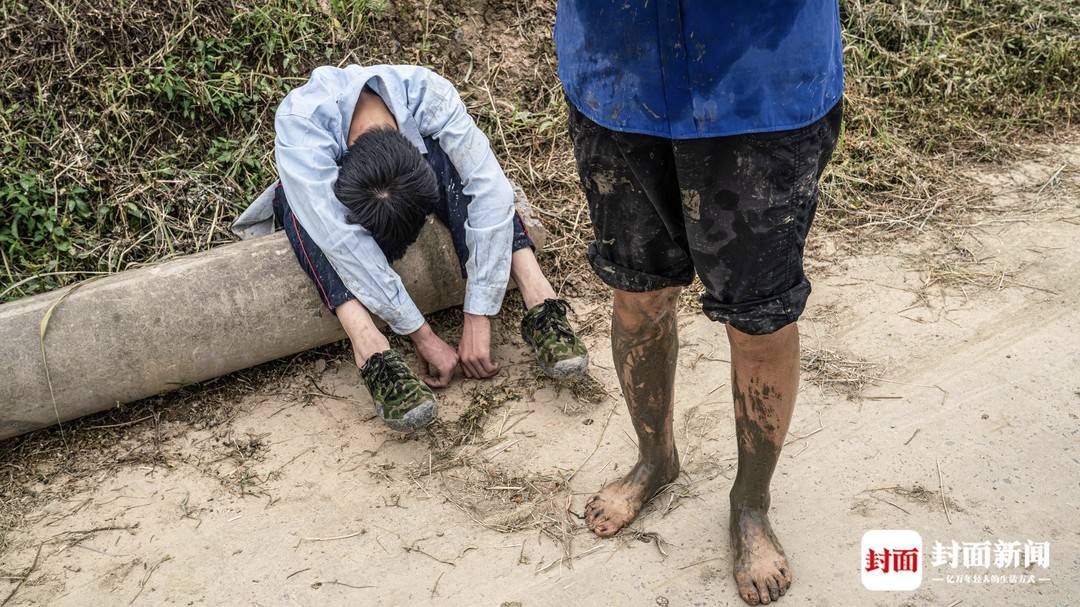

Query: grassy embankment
[1,0,1076,302]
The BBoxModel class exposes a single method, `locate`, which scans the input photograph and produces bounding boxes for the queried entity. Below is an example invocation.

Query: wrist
[409,322,435,343]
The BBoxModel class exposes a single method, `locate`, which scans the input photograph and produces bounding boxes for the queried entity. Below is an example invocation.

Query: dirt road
[2,151,1076,606]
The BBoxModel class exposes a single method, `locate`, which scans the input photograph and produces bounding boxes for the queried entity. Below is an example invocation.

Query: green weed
[0,0,1076,301]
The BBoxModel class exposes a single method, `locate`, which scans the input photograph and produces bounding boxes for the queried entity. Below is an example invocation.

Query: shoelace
[365,353,410,388]
[531,299,577,343]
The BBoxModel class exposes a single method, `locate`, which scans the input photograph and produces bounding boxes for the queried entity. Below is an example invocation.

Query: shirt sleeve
[274,112,425,335]
[413,71,515,317]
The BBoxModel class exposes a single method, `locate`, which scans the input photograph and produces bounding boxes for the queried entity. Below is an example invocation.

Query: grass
[823,0,1078,237]
[0,0,393,299]
[2,0,1074,302]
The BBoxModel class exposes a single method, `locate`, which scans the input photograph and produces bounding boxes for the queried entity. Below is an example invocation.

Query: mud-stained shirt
[235,65,514,334]
[554,0,845,139]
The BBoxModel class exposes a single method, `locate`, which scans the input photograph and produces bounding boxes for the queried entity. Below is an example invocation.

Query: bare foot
[730,507,792,605]
[584,458,679,537]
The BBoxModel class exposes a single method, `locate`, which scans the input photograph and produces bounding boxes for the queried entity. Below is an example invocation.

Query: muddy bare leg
[727,323,799,605]
[585,287,682,536]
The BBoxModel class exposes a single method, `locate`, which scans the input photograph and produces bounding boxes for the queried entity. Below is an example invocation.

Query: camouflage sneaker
[360,350,437,433]
[521,299,589,378]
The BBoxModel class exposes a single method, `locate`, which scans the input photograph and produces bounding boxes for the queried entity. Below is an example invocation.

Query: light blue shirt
[265,64,515,335]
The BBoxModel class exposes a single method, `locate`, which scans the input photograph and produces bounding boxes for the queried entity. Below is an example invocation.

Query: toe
[584,498,601,521]
[736,573,760,606]
[755,580,771,604]
[586,507,605,526]
[593,520,615,537]
[586,507,606,530]
[778,566,792,590]
[766,576,780,602]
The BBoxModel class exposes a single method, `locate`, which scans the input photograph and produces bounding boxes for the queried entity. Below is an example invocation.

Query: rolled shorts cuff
[701,278,812,335]
[587,242,694,293]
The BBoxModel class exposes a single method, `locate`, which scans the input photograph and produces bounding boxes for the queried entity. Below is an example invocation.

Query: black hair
[334,127,438,262]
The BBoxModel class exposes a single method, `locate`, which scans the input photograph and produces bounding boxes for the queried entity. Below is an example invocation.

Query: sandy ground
[2,150,1078,606]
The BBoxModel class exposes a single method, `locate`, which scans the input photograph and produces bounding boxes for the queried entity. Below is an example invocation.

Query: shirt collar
[337,72,428,155]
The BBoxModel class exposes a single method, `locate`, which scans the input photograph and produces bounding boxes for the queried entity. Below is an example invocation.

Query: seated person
[240,64,588,433]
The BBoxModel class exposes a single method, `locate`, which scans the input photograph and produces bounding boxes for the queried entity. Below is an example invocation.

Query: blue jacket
[555,0,844,139]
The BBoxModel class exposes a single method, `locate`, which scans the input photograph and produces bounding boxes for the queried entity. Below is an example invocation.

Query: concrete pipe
[0,214,547,441]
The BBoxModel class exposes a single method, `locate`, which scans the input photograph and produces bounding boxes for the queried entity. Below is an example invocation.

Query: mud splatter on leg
[727,323,799,604]
[584,287,682,537]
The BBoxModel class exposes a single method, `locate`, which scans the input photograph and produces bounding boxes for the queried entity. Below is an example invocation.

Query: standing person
[554,3,843,604]
[234,65,588,433]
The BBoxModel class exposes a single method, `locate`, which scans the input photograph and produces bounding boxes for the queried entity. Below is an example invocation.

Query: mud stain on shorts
[682,188,702,221]
[591,171,618,195]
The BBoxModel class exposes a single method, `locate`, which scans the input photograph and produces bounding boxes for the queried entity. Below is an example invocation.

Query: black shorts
[568,101,842,335]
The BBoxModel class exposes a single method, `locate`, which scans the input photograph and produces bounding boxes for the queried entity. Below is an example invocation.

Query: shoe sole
[382,399,438,433]
[541,355,590,379]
